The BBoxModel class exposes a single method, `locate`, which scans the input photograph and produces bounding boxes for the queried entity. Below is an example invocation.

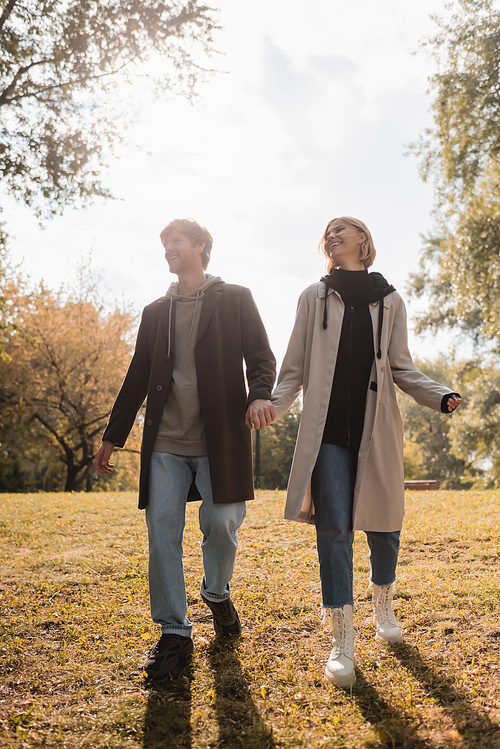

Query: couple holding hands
[95,216,461,689]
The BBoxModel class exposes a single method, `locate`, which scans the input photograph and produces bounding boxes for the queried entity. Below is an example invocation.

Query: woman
[271,217,461,688]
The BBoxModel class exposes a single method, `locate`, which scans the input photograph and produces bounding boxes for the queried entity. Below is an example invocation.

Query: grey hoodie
[154,274,223,456]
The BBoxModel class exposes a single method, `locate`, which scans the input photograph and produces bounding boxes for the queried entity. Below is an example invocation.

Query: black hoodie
[321,269,395,450]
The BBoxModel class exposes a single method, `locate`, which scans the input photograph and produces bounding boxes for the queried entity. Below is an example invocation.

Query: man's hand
[94,440,116,475]
[245,399,276,430]
[446,394,462,413]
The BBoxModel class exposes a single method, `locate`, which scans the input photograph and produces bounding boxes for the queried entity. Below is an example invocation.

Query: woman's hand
[446,394,462,412]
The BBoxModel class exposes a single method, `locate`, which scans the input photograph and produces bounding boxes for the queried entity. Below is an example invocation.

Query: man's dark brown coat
[102,281,276,509]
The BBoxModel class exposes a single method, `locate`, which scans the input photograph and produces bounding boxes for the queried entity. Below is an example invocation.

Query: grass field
[0,489,499,748]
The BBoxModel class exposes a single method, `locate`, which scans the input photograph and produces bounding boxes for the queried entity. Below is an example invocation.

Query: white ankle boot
[372,583,403,643]
[324,604,356,688]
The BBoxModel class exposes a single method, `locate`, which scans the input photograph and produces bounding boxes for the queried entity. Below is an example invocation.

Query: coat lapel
[196,283,223,344]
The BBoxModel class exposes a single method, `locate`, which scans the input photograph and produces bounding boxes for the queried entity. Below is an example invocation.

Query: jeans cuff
[369,575,397,587]
[200,577,230,603]
[161,623,192,637]
[321,602,355,611]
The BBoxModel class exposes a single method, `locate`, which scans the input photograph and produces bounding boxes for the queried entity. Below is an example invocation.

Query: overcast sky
[3,0,456,366]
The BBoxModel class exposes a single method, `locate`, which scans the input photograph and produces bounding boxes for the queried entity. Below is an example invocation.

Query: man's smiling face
[162,230,205,275]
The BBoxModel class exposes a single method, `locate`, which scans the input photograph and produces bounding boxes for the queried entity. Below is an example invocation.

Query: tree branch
[0,0,18,34]
[32,411,71,456]
[0,57,57,107]
[0,62,132,107]
[82,414,112,431]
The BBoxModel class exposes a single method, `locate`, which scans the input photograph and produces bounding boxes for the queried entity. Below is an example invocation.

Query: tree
[0,233,10,358]
[408,165,500,347]
[447,358,500,488]
[398,357,476,488]
[0,263,141,491]
[259,401,301,490]
[0,0,218,216]
[409,0,500,348]
[408,1,500,484]
[412,0,500,209]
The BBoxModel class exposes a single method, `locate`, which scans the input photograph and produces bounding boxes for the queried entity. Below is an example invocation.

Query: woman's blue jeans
[312,443,400,609]
[146,452,246,637]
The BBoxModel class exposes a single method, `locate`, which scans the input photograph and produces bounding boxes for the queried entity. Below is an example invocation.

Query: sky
[2,0,455,367]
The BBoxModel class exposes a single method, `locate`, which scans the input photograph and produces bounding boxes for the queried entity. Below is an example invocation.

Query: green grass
[0,489,499,748]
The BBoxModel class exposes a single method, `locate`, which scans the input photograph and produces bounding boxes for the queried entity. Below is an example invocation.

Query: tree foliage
[413,0,500,208]
[398,357,475,488]
[409,0,500,348]
[259,401,301,491]
[0,262,141,491]
[0,0,218,215]
[409,164,500,345]
[447,357,500,487]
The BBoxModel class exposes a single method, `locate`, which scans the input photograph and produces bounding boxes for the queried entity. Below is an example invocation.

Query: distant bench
[404,480,440,491]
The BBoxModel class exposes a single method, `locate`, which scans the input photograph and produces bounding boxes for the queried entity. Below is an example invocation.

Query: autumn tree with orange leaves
[0,264,140,491]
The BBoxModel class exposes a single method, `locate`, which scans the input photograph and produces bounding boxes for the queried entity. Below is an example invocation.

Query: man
[95,218,276,678]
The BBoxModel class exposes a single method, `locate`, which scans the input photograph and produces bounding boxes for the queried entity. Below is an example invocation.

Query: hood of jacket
[320,270,396,359]
[163,274,223,356]
[165,273,223,301]
[321,269,395,303]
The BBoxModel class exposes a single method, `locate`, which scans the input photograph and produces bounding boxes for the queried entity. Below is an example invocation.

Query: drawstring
[322,287,328,329]
[165,286,205,357]
[377,300,384,359]
[187,288,202,349]
[321,273,390,358]
[166,299,173,359]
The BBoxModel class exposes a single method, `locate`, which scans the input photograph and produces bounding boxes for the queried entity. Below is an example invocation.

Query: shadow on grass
[352,670,430,749]
[207,637,276,749]
[143,660,193,749]
[392,642,500,748]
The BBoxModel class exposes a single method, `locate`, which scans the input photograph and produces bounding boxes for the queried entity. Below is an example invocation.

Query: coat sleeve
[271,289,311,419]
[240,288,276,406]
[102,308,152,447]
[388,295,454,411]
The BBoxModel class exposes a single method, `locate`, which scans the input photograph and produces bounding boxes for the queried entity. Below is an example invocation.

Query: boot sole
[375,631,404,644]
[324,655,357,688]
[324,665,356,688]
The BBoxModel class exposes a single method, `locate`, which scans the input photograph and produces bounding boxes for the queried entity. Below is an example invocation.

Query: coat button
[156,385,162,391]
[381,366,385,372]
[147,419,153,426]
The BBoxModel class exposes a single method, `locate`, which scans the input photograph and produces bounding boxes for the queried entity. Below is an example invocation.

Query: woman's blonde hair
[319,216,376,272]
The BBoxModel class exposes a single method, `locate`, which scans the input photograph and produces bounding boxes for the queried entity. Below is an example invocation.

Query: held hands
[245,399,276,430]
[94,440,116,475]
[447,394,462,413]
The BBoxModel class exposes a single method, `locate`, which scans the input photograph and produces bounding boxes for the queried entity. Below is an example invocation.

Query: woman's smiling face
[325,220,366,270]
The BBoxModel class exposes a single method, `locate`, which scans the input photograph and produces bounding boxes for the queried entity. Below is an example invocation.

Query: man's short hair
[160,218,213,270]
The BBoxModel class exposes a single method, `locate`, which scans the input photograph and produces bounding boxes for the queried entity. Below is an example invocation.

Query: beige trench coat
[272,281,453,532]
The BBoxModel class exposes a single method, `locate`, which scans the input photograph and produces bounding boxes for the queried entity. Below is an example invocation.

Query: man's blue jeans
[312,443,400,609]
[146,452,246,637]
